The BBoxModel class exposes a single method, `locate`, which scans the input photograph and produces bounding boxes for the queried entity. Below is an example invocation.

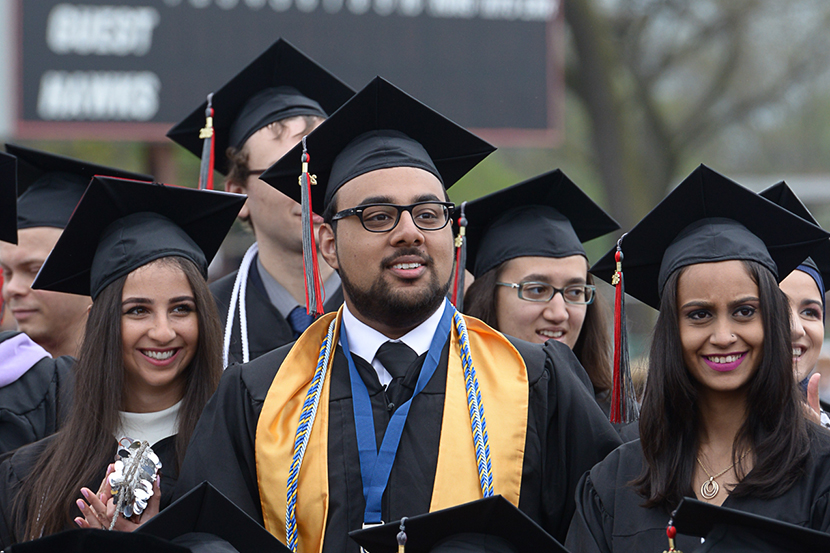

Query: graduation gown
[211,265,344,364]
[173,333,622,550]
[0,332,75,457]
[565,427,830,553]
[0,433,179,548]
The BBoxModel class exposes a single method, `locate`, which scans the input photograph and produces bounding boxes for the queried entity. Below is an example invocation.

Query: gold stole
[256,307,528,553]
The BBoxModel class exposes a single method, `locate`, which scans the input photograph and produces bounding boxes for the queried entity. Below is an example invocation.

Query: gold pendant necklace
[696,450,749,500]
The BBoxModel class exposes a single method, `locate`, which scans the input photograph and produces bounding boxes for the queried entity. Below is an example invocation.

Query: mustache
[381,248,432,268]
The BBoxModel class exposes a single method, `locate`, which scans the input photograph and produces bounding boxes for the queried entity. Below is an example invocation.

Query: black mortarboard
[166,38,355,175]
[4,528,189,553]
[672,498,830,552]
[259,76,495,315]
[6,143,153,230]
[137,481,290,553]
[760,181,830,288]
[349,495,568,553]
[260,76,496,215]
[0,151,17,244]
[31,177,245,299]
[464,169,620,278]
[590,165,830,310]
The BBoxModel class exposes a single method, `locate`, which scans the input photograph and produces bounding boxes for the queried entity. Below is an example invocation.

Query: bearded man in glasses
[174,79,621,551]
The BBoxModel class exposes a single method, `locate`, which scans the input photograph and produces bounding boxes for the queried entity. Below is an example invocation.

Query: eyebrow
[800,298,823,307]
[681,296,760,310]
[122,295,195,306]
[521,274,586,285]
[357,193,443,206]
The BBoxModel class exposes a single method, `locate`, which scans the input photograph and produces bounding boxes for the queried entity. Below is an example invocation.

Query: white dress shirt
[340,301,446,387]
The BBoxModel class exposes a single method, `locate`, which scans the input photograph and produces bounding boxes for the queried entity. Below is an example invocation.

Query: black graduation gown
[0,332,75,457]
[211,265,344,364]
[173,333,622,549]
[565,427,830,553]
[0,433,179,548]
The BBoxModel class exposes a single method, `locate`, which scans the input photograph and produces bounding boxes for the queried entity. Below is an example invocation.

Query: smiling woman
[0,178,243,548]
[566,166,830,553]
[463,170,620,412]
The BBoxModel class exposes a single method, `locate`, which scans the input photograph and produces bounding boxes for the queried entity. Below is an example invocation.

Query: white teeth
[793,347,804,358]
[707,354,740,364]
[392,263,422,270]
[539,330,564,338]
[143,350,175,360]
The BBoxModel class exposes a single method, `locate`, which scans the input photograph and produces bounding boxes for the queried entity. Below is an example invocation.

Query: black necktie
[287,306,315,339]
[375,341,418,410]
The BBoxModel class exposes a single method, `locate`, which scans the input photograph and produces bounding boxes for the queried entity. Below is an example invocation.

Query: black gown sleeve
[543,339,623,542]
[0,353,75,456]
[172,346,288,522]
[565,471,613,553]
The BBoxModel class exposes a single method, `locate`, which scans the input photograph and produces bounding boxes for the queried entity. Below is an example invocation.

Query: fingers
[803,401,821,425]
[809,373,822,413]
[141,475,162,522]
[77,489,108,529]
[96,464,115,497]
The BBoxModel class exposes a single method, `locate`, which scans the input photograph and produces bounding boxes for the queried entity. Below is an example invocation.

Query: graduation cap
[464,169,619,278]
[0,150,17,244]
[137,481,291,553]
[671,498,830,552]
[590,165,830,425]
[259,76,496,315]
[31,177,245,299]
[348,495,569,553]
[3,528,190,553]
[166,38,355,181]
[6,143,153,230]
[591,165,830,310]
[760,181,830,317]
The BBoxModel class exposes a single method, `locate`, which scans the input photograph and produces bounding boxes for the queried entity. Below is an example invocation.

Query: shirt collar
[256,254,342,318]
[341,299,447,364]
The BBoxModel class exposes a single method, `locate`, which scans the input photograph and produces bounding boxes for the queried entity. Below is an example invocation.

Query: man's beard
[339,248,451,331]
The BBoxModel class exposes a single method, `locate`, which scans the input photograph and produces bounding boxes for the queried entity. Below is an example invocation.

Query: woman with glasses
[463,171,620,412]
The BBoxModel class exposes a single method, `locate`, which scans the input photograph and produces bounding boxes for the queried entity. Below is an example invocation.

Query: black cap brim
[166,38,355,175]
[7,143,153,196]
[4,528,190,553]
[0,151,17,244]
[464,169,620,277]
[590,165,830,309]
[137,481,290,553]
[348,495,568,553]
[260,77,496,216]
[32,177,245,297]
[7,143,153,231]
[760,181,830,287]
[672,498,830,551]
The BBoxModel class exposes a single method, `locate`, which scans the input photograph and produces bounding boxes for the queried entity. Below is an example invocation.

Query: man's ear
[225,179,250,220]
[318,223,339,270]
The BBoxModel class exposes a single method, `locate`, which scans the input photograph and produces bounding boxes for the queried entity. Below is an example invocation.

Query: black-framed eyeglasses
[496,281,596,305]
[332,201,455,233]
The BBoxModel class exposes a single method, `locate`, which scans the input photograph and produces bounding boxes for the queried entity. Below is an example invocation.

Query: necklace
[696,450,750,500]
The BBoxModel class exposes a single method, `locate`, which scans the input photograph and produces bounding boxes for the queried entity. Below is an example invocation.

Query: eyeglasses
[332,201,455,233]
[496,281,596,305]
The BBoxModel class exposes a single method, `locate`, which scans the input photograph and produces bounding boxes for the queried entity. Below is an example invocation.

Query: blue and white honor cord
[284,309,493,552]
[285,319,336,552]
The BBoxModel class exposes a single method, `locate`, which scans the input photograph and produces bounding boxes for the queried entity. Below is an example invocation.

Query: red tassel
[611,250,623,423]
[300,138,324,316]
[450,202,468,310]
[610,234,639,424]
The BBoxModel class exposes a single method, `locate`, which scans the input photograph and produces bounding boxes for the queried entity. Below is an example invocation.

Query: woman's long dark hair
[16,256,222,541]
[633,260,810,511]
[464,261,612,396]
